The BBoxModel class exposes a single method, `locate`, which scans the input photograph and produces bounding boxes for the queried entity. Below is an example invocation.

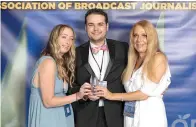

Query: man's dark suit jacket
[71,39,128,127]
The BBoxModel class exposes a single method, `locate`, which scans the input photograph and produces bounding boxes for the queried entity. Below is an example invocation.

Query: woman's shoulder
[152,52,168,67]
[38,56,56,69]
[146,52,170,83]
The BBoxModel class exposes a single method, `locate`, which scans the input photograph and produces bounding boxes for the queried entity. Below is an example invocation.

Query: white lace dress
[124,65,171,127]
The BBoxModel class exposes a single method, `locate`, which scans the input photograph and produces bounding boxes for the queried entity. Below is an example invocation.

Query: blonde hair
[41,24,76,87]
[122,20,161,83]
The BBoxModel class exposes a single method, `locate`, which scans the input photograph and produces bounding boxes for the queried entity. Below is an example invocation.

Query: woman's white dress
[124,65,171,127]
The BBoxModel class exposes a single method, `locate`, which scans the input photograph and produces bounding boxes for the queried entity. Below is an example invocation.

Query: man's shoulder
[107,38,125,43]
[107,39,128,47]
[76,42,89,50]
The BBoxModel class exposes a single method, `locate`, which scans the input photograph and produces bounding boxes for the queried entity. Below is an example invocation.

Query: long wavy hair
[41,24,76,87]
[122,20,162,83]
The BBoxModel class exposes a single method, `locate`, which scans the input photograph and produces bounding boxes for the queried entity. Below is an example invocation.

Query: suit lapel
[81,40,115,79]
[104,39,115,80]
[81,42,95,77]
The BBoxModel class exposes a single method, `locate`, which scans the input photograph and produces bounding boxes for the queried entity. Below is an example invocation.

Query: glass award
[90,75,99,95]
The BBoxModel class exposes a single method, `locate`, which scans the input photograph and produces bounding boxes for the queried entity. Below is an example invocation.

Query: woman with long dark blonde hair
[95,20,171,127]
[28,24,91,127]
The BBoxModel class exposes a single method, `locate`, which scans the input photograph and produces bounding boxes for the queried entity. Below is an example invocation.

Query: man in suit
[72,9,128,127]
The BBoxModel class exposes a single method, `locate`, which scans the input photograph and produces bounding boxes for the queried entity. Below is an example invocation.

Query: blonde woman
[28,24,91,127]
[95,20,171,127]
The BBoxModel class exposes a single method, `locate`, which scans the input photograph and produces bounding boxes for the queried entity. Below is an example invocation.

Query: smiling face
[132,25,148,54]
[85,14,108,45]
[58,27,74,55]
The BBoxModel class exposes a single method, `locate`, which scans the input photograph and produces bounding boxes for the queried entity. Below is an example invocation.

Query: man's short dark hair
[85,8,108,24]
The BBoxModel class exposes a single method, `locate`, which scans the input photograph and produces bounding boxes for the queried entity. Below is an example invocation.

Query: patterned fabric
[91,44,108,54]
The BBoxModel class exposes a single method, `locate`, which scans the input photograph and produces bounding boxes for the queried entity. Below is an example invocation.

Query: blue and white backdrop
[1,1,196,127]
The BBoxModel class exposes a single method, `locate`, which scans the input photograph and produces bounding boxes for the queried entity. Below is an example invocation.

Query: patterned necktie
[91,44,108,54]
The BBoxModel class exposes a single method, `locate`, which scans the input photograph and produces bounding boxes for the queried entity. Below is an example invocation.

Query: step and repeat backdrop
[1,1,196,127]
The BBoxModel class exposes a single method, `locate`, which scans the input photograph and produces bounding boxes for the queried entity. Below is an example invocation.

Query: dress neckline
[133,65,143,74]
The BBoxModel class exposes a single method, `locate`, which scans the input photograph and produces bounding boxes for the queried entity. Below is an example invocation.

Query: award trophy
[98,81,107,88]
[90,75,99,95]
